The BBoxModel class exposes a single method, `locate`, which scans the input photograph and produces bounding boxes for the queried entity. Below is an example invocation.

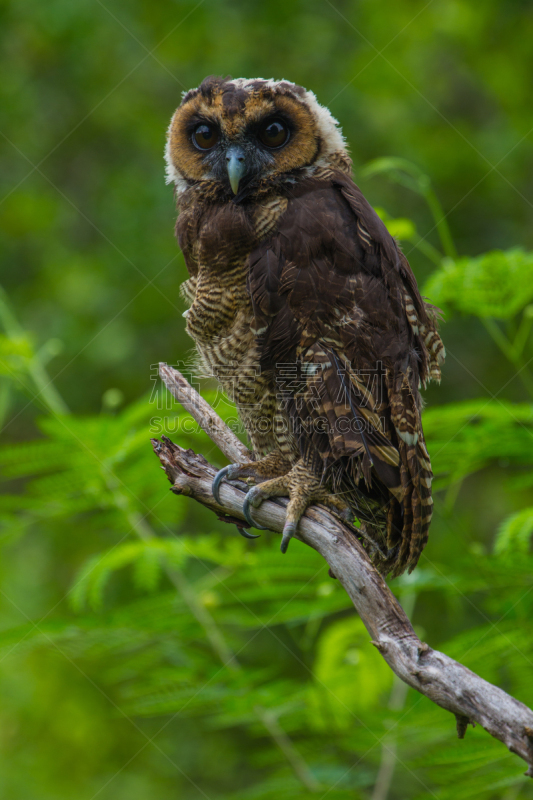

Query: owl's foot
[242,460,351,553]
[211,451,293,532]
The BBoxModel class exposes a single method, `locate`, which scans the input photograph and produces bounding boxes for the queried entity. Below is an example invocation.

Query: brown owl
[165,76,444,576]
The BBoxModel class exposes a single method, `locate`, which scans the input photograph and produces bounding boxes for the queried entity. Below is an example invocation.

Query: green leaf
[374,207,417,241]
[0,333,34,375]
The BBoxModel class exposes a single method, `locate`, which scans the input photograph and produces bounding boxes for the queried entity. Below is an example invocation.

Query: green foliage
[308,616,393,729]
[495,508,533,556]
[2,2,533,798]
[425,249,533,319]
[0,333,34,376]
[423,399,533,488]
[69,538,184,611]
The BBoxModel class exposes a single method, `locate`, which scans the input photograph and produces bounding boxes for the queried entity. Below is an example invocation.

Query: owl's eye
[193,123,219,150]
[258,119,290,149]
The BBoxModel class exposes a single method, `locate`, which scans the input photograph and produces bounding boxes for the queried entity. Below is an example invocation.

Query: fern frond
[495,507,533,555]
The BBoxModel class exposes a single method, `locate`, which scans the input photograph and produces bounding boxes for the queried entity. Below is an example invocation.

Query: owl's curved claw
[280,521,297,554]
[212,465,233,505]
[242,488,269,530]
[237,526,261,540]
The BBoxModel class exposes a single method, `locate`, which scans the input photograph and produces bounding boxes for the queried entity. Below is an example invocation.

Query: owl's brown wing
[247,172,444,574]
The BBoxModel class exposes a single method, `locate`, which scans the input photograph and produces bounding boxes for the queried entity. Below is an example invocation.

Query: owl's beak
[225,146,247,195]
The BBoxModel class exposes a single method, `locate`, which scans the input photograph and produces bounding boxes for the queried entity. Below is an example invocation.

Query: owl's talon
[212,465,235,505]
[237,527,261,540]
[242,488,269,530]
[281,521,297,553]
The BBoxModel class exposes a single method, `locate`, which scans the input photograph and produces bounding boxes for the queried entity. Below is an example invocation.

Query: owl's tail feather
[389,438,432,575]
[386,370,434,575]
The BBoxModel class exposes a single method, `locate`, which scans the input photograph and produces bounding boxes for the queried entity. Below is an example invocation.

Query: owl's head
[165,76,348,199]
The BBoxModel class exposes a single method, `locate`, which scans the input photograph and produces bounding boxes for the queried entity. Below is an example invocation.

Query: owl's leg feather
[243,460,351,552]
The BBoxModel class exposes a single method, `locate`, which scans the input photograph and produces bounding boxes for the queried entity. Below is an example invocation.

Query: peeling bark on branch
[153,363,533,776]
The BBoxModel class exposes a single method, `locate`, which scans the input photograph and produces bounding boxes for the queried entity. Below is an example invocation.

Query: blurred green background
[1,1,533,798]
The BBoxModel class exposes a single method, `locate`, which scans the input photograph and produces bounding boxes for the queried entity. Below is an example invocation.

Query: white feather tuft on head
[164,114,188,189]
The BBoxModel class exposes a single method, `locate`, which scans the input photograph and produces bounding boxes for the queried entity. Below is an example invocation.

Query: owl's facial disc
[166,77,348,195]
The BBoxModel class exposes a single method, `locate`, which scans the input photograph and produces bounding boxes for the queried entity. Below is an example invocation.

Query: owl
[165,76,444,576]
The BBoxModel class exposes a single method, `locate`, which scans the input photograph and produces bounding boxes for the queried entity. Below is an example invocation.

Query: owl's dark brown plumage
[166,76,445,575]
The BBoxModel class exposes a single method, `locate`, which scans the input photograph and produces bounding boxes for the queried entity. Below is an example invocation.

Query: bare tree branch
[159,362,251,463]
[153,363,533,777]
